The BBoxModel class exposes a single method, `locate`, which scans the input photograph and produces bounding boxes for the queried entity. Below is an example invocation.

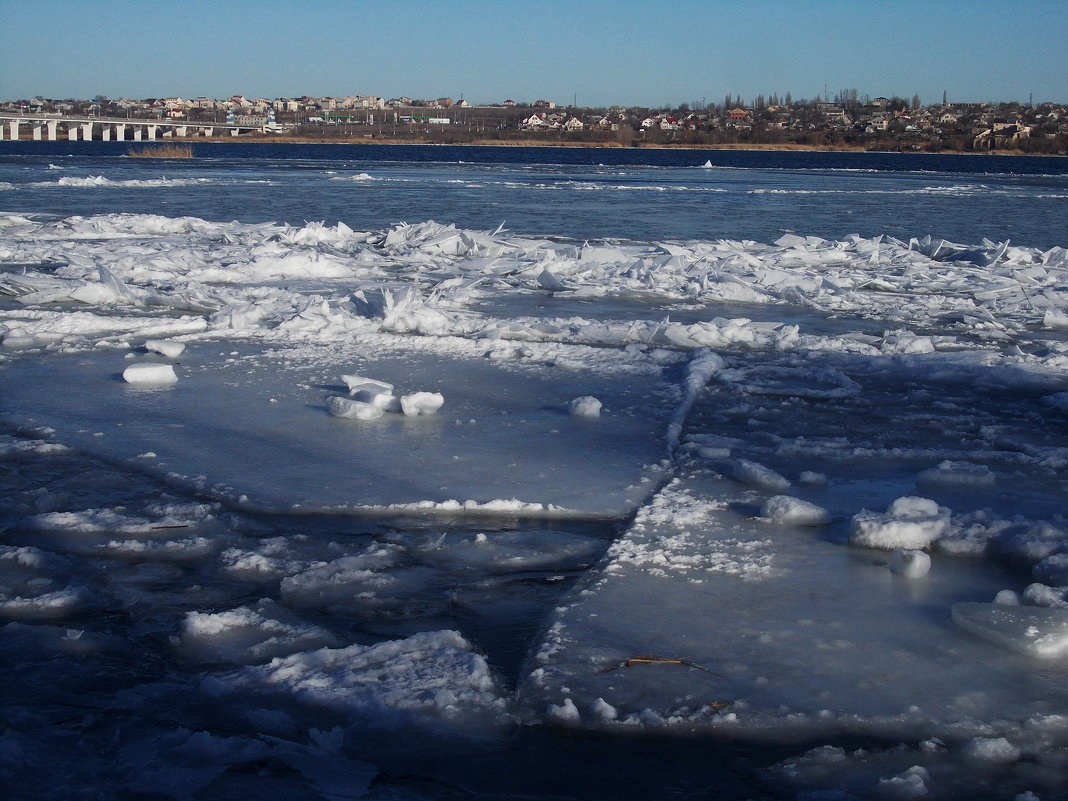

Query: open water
[2,142,1066,248]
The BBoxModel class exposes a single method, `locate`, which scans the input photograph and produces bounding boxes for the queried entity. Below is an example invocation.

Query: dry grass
[126,143,194,158]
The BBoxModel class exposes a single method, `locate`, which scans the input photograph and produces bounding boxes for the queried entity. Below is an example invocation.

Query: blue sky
[1,0,1065,106]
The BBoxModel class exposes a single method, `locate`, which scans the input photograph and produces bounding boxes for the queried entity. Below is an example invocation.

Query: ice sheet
[519,472,1065,737]
[2,344,675,516]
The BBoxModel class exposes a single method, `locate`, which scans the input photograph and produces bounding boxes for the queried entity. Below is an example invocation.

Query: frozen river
[1,143,1068,800]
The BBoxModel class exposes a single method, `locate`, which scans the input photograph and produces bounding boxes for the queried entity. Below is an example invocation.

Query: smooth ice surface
[952,602,1068,658]
[3,346,673,516]
[519,472,1068,736]
[1,146,1067,800]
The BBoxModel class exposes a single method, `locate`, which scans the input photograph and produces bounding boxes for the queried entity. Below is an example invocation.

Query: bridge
[0,113,265,141]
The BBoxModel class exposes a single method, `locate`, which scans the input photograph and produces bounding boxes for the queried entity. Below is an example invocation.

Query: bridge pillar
[5,120,19,140]
[132,127,142,141]
[81,122,93,140]
[67,125,79,141]
[175,125,187,137]
[114,124,126,141]
[229,127,240,136]
[47,121,58,140]
[146,125,157,140]
[33,125,43,140]
[201,127,213,137]
[101,127,111,141]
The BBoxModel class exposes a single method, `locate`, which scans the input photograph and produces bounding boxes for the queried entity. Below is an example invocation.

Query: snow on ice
[3,205,1068,800]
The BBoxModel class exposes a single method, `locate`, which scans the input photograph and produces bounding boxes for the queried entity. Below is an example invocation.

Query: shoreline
[5,135,1061,157]
[189,137,1063,157]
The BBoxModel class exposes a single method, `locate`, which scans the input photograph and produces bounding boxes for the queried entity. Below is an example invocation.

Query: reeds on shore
[126,143,194,158]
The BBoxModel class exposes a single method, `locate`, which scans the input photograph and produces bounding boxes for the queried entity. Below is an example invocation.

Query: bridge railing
[0,113,257,141]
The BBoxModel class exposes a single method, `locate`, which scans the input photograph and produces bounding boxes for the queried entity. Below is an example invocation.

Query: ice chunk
[352,388,401,411]
[997,522,1067,566]
[731,459,790,492]
[1022,582,1068,608]
[178,599,338,664]
[399,391,444,416]
[326,396,384,420]
[798,470,827,486]
[876,765,930,799]
[144,339,186,358]
[122,362,178,385]
[916,460,995,489]
[849,497,949,550]
[568,396,602,418]
[537,268,568,292]
[891,549,932,578]
[951,602,1068,658]
[760,495,829,526]
[881,333,936,354]
[1034,552,1068,585]
[0,545,91,620]
[279,546,432,614]
[961,737,1020,763]
[549,697,581,723]
[340,375,400,411]
[341,374,393,395]
[206,629,509,731]
[994,589,1021,605]
[1043,309,1068,329]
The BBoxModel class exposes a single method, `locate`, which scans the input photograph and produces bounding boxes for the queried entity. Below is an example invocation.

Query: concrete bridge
[0,114,262,141]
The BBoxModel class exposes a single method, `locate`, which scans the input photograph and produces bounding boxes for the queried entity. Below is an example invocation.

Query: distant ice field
[1,144,1067,800]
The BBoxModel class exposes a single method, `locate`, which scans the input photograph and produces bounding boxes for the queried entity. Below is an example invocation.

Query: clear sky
[1,0,1065,107]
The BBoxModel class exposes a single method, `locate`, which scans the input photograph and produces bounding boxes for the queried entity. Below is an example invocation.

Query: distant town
[2,91,1067,154]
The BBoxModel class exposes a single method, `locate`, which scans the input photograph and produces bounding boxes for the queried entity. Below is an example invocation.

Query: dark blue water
[1,141,1066,248]
[4,140,1068,173]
